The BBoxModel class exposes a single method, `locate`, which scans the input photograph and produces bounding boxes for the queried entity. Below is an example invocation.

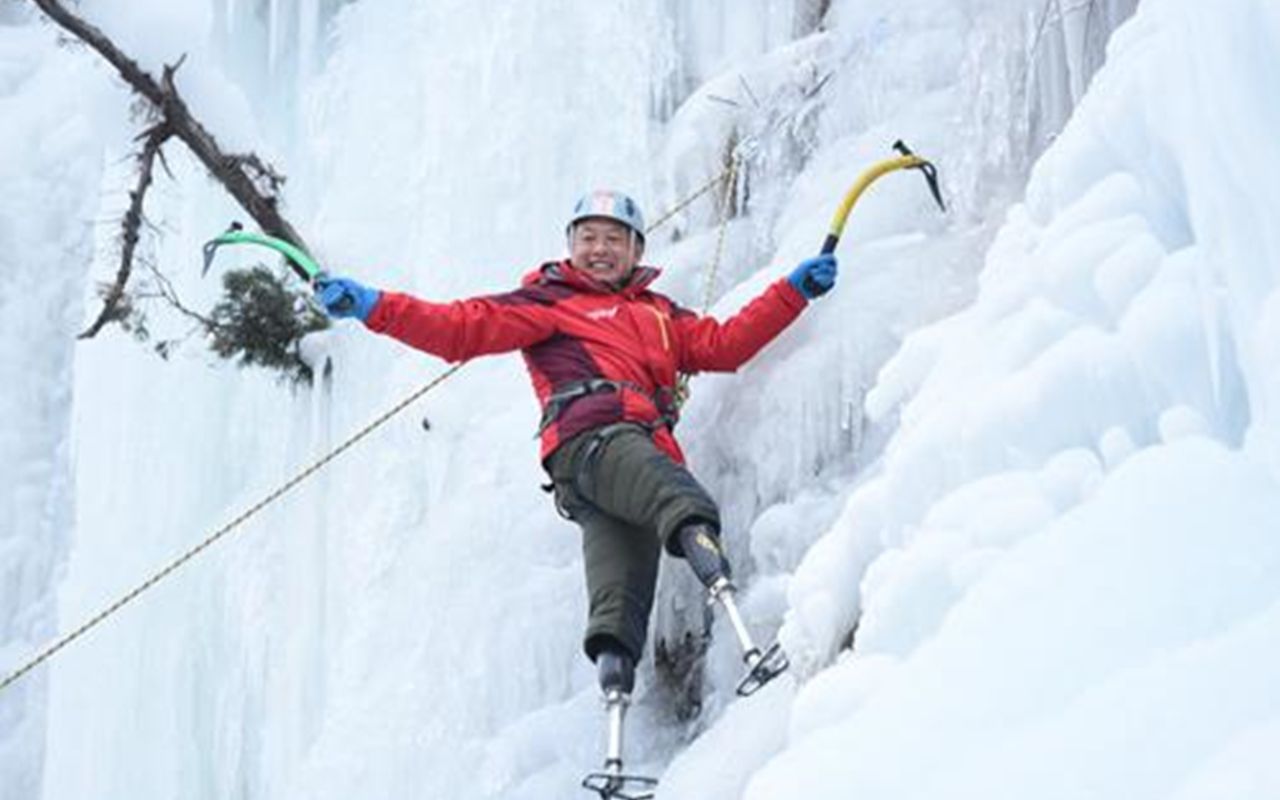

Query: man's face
[568,218,644,287]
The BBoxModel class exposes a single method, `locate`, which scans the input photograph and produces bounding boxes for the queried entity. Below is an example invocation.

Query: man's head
[566,190,645,287]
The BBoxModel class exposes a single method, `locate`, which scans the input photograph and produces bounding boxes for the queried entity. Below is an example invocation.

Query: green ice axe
[202,222,322,283]
[819,139,945,255]
[202,222,353,313]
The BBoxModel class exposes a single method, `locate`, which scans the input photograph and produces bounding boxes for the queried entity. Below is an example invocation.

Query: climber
[315,189,834,793]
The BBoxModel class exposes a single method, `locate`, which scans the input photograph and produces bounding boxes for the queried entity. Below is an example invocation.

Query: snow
[762,1,1280,797]
[754,439,1280,800]
[2,0,1277,799]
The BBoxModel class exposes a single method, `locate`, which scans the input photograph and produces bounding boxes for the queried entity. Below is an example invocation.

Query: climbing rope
[645,164,734,234]
[0,174,739,696]
[700,155,740,314]
[675,154,741,407]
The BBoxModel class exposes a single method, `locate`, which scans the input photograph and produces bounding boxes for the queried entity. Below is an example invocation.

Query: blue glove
[788,253,838,300]
[315,275,380,321]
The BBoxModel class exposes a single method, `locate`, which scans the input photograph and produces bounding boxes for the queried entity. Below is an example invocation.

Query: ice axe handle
[819,234,839,256]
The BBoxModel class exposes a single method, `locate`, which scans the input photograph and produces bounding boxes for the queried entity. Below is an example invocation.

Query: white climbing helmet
[566,190,646,242]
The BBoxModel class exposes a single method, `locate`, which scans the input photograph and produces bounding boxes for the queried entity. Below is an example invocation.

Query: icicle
[299,0,318,84]
[1060,0,1086,101]
[267,0,280,79]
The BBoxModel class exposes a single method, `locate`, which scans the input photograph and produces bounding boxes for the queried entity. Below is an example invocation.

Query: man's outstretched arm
[675,253,836,373]
[317,275,557,362]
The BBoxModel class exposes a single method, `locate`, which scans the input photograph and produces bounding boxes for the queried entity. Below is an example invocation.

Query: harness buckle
[536,378,680,437]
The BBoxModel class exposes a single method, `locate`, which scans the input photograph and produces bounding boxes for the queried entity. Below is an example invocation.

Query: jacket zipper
[648,306,671,351]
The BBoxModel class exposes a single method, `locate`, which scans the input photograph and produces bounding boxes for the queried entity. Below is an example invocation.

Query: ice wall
[0,20,119,798]
[658,0,1139,696]
[724,1,1280,797]
[0,0,1151,798]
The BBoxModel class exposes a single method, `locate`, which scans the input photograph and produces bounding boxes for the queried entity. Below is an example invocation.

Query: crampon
[709,578,791,697]
[736,640,790,697]
[582,688,657,799]
[581,763,658,800]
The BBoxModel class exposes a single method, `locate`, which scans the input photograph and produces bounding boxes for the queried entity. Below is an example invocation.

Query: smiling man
[315,189,835,787]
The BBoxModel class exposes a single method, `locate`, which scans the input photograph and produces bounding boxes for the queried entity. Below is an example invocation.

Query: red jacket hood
[521,259,662,298]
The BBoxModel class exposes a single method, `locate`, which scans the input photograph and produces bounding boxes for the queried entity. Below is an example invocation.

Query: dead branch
[79,123,171,339]
[32,0,309,247]
[32,0,317,363]
[142,258,221,332]
[31,0,167,106]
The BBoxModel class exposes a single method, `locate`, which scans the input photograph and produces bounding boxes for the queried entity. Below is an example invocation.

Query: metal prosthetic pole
[601,690,631,784]
[582,654,657,800]
[708,577,790,697]
[676,523,790,697]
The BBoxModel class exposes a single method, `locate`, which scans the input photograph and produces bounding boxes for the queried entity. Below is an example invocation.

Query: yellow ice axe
[820,140,945,255]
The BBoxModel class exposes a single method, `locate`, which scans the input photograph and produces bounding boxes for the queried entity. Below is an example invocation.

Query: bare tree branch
[32,0,309,249]
[146,258,219,331]
[31,0,166,106]
[31,0,325,372]
[78,123,171,339]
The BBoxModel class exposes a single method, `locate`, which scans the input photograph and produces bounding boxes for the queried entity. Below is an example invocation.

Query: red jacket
[365,260,808,463]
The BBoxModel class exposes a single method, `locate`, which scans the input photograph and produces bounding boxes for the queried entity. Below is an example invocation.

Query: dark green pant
[546,424,721,663]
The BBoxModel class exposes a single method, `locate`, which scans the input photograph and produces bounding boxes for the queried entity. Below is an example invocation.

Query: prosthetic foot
[678,523,790,697]
[582,650,658,800]
[707,576,790,696]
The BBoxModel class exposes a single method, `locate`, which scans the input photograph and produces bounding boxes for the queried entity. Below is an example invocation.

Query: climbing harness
[537,378,681,436]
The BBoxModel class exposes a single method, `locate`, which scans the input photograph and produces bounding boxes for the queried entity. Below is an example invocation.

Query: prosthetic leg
[582,650,658,800]
[678,523,789,697]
